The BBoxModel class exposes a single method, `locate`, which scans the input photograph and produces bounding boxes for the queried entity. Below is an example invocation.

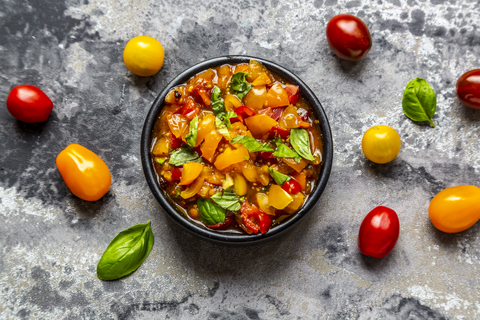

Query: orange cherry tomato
[56,144,112,201]
[428,185,480,233]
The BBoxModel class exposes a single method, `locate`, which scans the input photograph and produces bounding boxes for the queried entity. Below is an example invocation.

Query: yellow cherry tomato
[123,36,164,77]
[361,125,401,164]
[56,144,111,201]
[428,185,480,233]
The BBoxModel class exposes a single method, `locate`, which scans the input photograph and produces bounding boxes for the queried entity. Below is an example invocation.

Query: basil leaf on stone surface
[215,116,231,139]
[272,136,302,163]
[168,145,201,166]
[197,198,226,225]
[231,135,274,152]
[289,129,315,161]
[185,115,199,147]
[210,189,242,211]
[211,86,226,118]
[97,221,154,281]
[402,78,437,128]
[229,72,252,101]
[268,168,291,186]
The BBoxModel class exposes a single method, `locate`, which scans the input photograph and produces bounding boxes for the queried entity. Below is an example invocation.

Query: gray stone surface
[1,0,480,319]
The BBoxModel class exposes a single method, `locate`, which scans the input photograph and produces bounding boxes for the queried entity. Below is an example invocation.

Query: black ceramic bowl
[141,55,333,246]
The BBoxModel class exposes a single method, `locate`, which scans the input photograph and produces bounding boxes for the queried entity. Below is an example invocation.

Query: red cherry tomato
[282,179,302,194]
[6,85,53,123]
[326,14,372,62]
[456,69,480,110]
[206,215,235,230]
[358,206,399,258]
[240,200,272,234]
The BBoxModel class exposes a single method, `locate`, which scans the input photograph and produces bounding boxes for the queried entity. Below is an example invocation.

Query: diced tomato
[285,85,300,104]
[171,168,182,180]
[206,215,235,230]
[193,145,202,157]
[229,114,243,124]
[297,108,310,121]
[240,200,272,234]
[192,84,211,106]
[170,136,183,149]
[257,151,274,160]
[282,179,302,194]
[235,106,256,118]
[175,97,200,120]
[270,107,285,121]
[269,126,290,139]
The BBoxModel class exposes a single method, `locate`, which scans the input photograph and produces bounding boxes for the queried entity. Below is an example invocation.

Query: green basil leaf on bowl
[231,135,274,152]
[185,115,199,147]
[402,78,437,128]
[97,221,154,281]
[215,116,231,139]
[229,72,252,101]
[272,136,302,163]
[290,128,315,161]
[268,168,291,186]
[197,198,226,225]
[169,145,201,166]
[211,86,226,118]
[211,189,241,211]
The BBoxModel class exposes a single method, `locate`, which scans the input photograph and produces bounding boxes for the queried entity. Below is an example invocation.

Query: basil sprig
[231,135,274,152]
[210,189,241,211]
[169,145,201,166]
[197,198,226,225]
[269,168,290,186]
[97,221,154,280]
[229,72,252,101]
[215,116,231,139]
[402,78,437,128]
[211,86,227,118]
[185,115,199,147]
[290,128,315,161]
[272,136,302,163]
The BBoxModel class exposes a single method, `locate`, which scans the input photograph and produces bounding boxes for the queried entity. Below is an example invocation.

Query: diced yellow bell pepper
[178,162,204,186]
[252,72,272,86]
[224,93,243,111]
[268,184,293,209]
[180,177,205,199]
[257,193,276,215]
[196,113,216,146]
[214,146,250,171]
[243,86,267,110]
[244,114,277,137]
[200,130,223,163]
[152,137,169,156]
[233,173,247,196]
[266,83,289,108]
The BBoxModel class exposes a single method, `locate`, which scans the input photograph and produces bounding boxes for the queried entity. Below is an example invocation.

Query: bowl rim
[141,55,333,245]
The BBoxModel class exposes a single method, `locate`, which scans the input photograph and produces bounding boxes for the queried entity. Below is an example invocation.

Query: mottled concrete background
[1,0,480,319]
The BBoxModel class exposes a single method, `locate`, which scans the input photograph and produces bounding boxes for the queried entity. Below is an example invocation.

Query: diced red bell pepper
[282,179,302,194]
[171,168,182,180]
[269,126,291,139]
[206,215,235,230]
[285,85,300,104]
[240,200,272,234]
[235,106,256,118]
[229,114,243,124]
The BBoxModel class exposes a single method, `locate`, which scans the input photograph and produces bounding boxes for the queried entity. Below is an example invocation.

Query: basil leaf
[272,136,302,163]
[224,111,237,129]
[215,116,231,139]
[168,145,201,166]
[231,135,274,152]
[185,115,199,147]
[402,78,437,128]
[210,189,241,211]
[290,128,315,161]
[97,221,154,280]
[154,157,166,164]
[268,168,291,186]
[229,72,252,101]
[211,86,226,118]
[197,198,226,225]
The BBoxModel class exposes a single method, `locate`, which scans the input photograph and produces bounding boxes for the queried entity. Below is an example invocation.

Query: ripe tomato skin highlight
[456,69,480,110]
[358,206,400,259]
[6,85,53,123]
[123,36,165,77]
[56,144,112,201]
[362,125,401,164]
[428,185,480,233]
[326,14,372,62]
